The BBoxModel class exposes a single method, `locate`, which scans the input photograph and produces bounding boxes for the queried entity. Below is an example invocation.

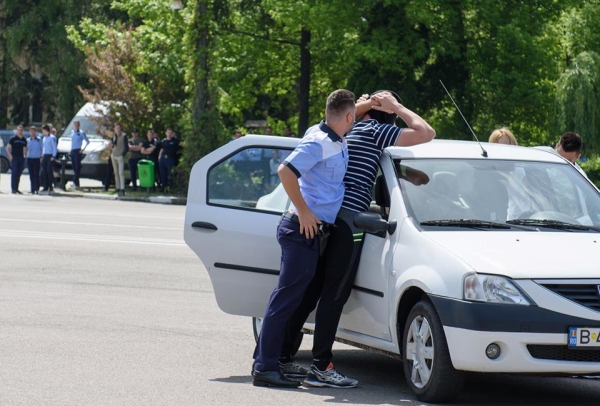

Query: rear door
[184,135,299,317]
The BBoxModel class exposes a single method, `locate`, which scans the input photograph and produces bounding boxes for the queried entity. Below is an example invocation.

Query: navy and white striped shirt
[341,119,402,212]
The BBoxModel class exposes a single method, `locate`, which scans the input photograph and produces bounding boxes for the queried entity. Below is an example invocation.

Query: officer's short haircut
[42,125,51,132]
[367,90,403,125]
[558,132,582,153]
[326,89,355,120]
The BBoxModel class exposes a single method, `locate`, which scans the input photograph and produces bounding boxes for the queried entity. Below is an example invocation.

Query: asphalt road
[0,178,599,406]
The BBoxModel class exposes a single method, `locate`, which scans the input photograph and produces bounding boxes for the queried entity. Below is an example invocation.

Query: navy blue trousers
[70,149,83,187]
[27,158,41,192]
[253,217,320,372]
[10,156,25,193]
[159,157,175,188]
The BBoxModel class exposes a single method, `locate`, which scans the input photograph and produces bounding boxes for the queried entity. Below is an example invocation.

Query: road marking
[0,229,186,247]
[0,218,181,231]
[0,208,183,221]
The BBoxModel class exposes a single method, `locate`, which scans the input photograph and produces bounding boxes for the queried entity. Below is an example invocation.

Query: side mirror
[353,212,397,236]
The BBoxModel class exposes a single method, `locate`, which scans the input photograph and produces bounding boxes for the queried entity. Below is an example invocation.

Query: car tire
[0,156,9,173]
[402,299,463,403]
[252,317,303,357]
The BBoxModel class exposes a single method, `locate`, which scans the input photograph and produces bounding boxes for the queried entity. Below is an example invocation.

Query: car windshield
[397,159,600,229]
[60,116,106,140]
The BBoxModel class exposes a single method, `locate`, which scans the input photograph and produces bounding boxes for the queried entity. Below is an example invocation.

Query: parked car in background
[52,102,131,183]
[184,135,600,403]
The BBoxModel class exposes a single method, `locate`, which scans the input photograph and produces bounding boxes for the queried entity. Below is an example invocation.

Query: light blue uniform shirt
[26,136,43,158]
[43,134,57,157]
[70,130,90,151]
[283,121,348,224]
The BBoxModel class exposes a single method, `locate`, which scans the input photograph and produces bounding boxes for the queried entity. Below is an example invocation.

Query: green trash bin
[137,159,155,189]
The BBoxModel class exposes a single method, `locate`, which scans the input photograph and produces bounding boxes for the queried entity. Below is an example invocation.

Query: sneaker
[279,360,308,379]
[303,363,358,388]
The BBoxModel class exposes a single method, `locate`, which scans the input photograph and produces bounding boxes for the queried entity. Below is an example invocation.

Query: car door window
[208,147,291,213]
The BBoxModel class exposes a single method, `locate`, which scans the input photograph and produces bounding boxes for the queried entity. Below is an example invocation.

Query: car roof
[237,135,565,164]
[388,140,565,163]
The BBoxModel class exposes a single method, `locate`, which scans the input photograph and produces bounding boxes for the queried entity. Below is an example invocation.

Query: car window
[397,159,600,227]
[61,116,106,140]
[208,147,291,213]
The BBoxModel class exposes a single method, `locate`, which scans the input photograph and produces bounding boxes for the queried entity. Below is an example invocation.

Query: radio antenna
[439,80,487,158]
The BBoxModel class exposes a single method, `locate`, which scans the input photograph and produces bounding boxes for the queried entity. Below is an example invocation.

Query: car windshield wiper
[420,219,537,231]
[506,219,600,232]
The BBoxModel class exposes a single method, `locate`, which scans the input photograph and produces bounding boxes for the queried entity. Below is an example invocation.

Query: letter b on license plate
[568,327,600,348]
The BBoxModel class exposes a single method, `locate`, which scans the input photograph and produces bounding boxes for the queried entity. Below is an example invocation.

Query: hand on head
[370,92,398,114]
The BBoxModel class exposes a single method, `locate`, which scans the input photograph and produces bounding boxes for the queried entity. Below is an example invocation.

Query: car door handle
[192,221,218,231]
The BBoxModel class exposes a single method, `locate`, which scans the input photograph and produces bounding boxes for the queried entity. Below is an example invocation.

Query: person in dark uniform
[26,126,43,194]
[280,91,436,388]
[6,125,28,194]
[252,89,356,388]
[141,129,161,191]
[158,128,179,193]
[128,129,144,191]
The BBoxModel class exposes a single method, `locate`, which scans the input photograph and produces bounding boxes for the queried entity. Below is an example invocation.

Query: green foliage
[580,156,600,187]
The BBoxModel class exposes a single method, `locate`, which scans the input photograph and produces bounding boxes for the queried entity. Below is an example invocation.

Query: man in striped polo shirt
[282,91,435,389]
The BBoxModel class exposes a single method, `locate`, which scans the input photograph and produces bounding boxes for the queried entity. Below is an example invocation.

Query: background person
[141,129,161,191]
[158,128,179,193]
[489,127,518,145]
[41,124,57,193]
[128,129,144,191]
[26,126,43,194]
[110,124,129,196]
[7,125,27,194]
[252,89,356,389]
[69,120,89,190]
[535,132,587,178]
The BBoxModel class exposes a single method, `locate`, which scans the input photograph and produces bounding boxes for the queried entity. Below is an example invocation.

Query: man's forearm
[278,164,308,214]
[394,104,432,133]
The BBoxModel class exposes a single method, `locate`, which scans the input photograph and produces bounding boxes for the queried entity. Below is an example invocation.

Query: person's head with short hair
[489,127,518,145]
[132,128,139,138]
[556,132,583,163]
[166,127,174,138]
[42,124,51,135]
[147,129,154,140]
[29,126,37,137]
[234,130,242,139]
[73,120,80,131]
[365,90,403,125]
[325,89,356,136]
[114,123,121,134]
[265,127,272,135]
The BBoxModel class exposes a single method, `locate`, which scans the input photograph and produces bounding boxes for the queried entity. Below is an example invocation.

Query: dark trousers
[281,209,364,363]
[128,158,140,190]
[70,149,82,187]
[159,157,175,189]
[253,217,320,372]
[42,155,54,190]
[27,158,41,192]
[103,156,114,189]
[10,156,25,193]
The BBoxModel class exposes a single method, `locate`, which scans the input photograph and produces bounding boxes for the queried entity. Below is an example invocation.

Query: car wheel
[0,156,8,173]
[402,300,463,403]
[252,316,303,357]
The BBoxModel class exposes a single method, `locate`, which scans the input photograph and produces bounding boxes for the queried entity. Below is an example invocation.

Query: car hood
[57,137,109,153]
[424,231,600,279]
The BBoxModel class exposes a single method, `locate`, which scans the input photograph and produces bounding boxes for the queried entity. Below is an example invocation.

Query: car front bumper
[430,295,600,374]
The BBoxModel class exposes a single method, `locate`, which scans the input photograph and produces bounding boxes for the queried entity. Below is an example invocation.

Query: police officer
[6,125,28,194]
[41,124,57,193]
[26,126,43,194]
[281,91,436,388]
[158,128,180,193]
[252,89,356,388]
[69,120,90,190]
[141,129,161,191]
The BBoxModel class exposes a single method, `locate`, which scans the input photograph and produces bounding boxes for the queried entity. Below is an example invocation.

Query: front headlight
[463,273,530,305]
[83,152,100,162]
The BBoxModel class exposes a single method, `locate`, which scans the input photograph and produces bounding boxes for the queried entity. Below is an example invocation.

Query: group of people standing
[69,121,181,195]
[5,124,58,194]
[252,90,436,389]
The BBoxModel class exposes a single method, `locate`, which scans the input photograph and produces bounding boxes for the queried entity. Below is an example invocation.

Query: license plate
[568,327,600,347]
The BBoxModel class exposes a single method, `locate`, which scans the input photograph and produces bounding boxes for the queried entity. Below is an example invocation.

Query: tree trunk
[192,0,209,125]
[298,27,311,136]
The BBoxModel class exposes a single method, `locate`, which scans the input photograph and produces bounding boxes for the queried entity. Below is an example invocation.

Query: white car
[184,135,600,403]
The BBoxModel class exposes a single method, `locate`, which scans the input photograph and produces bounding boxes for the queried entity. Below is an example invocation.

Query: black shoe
[252,370,301,388]
[11,191,17,194]
[16,191,23,194]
